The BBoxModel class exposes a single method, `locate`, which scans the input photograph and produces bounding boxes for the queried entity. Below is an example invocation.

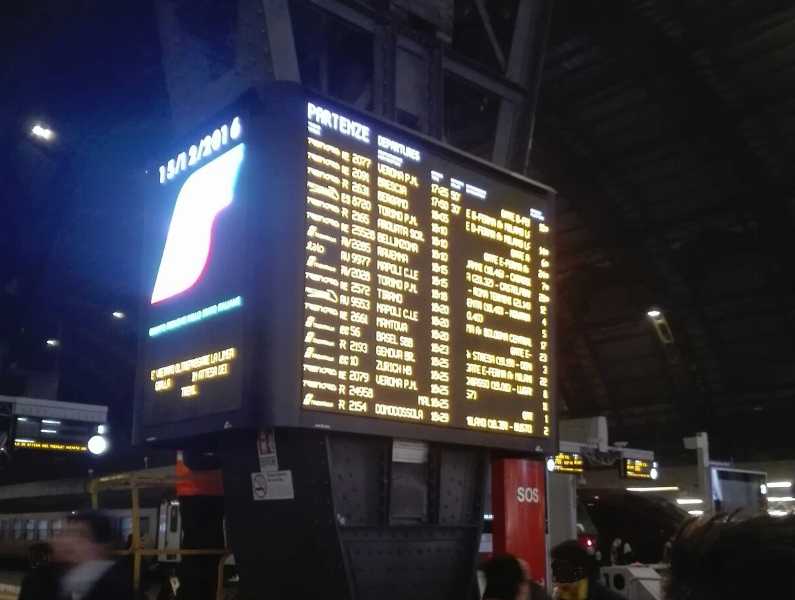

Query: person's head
[665,514,795,600]
[550,541,591,600]
[53,510,114,566]
[482,554,530,600]
[29,542,52,568]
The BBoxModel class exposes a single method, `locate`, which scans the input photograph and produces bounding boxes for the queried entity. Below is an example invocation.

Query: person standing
[175,449,225,600]
[18,542,61,600]
[550,541,623,600]
[481,554,552,600]
[53,510,133,600]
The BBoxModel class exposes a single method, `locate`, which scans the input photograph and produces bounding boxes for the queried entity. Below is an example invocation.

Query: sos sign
[517,487,541,503]
[492,459,548,585]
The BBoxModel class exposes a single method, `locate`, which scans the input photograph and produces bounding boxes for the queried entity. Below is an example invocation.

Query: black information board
[621,459,658,480]
[136,84,556,452]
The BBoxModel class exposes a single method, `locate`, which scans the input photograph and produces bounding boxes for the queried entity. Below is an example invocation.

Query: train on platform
[0,467,234,574]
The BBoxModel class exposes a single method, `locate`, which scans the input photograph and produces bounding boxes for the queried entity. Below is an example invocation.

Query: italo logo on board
[151,142,246,305]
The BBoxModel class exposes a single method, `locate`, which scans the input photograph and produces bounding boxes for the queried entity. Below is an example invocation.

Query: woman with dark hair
[665,514,795,600]
[18,542,61,600]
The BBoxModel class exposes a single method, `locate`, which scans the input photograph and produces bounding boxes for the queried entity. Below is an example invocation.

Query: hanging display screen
[136,85,556,451]
[298,100,554,444]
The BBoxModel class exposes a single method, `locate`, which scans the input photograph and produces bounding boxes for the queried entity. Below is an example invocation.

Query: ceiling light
[769,510,788,517]
[46,339,59,347]
[646,308,662,318]
[676,499,703,505]
[688,510,704,516]
[87,435,108,455]
[767,482,792,489]
[650,467,659,480]
[31,124,54,141]
[112,311,125,319]
[768,497,795,502]
[627,486,679,493]
[546,458,556,472]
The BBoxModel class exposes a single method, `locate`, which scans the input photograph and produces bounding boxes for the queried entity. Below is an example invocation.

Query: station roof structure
[1,0,794,466]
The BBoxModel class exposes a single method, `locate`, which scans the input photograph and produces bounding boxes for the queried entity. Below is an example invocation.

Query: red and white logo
[151,143,245,304]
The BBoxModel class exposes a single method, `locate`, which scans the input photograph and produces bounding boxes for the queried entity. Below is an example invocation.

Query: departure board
[135,84,556,451]
[547,453,584,474]
[622,459,658,480]
[300,101,554,443]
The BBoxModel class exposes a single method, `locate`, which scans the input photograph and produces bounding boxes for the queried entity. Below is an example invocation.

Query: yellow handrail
[91,471,230,599]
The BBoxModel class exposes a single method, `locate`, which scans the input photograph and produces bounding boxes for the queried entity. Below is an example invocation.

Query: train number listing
[302,101,554,442]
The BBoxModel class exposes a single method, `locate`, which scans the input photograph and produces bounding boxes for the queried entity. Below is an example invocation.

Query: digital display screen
[136,85,556,451]
[300,101,553,442]
[548,453,584,474]
[13,416,93,452]
[139,111,248,434]
[622,459,656,480]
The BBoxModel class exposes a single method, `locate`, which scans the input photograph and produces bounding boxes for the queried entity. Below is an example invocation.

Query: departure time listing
[302,101,553,439]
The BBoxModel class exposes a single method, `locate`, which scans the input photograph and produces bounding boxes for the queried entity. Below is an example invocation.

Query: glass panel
[37,520,49,540]
[24,519,35,540]
[13,520,22,540]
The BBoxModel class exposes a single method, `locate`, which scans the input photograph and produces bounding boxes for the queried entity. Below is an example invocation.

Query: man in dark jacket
[551,541,623,600]
[18,542,61,600]
[53,510,133,600]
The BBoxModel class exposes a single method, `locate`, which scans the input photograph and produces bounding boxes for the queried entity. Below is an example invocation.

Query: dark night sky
[0,0,175,479]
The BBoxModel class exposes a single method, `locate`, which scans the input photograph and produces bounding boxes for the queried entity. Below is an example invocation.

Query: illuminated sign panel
[136,85,555,451]
[13,417,91,453]
[139,103,249,435]
[547,453,584,474]
[299,96,554,448]
[622,459,656,480]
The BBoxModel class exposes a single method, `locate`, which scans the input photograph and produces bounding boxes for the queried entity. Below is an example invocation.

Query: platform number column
[537,221,552,437]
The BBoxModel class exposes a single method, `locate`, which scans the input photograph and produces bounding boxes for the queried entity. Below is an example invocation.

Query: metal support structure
[151,2,555,598]
[155,0,299,135]
[492,0,556,172]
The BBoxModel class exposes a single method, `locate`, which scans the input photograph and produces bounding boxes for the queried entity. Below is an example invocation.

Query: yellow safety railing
[90,471,231,600]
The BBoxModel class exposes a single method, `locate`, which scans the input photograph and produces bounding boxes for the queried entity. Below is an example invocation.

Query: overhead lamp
[688,510,704,516]
[768,497,795,502]
[676,499,703,505]
[46,339,59,347]
[31,124,54,141]
[767,481,792,489]
[87,435,108,455]
[650,467,659,480]
[646,308,662,318]
[761,484,768,495]
[546,458,556,472]
[769,510,788,517]
[627,486,679,493]
[112,311,125,319]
